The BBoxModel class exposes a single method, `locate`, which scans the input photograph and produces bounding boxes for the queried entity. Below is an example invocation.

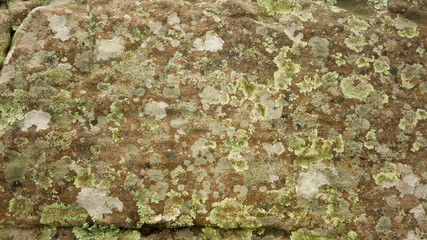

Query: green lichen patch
[344,35,367,53]
[340,75,374,100]
[394,15,419,39]
[208,198,260,229]
[258,0,296,15]
[0,89,27,131]
[236,79,263,101]
[373,163,399,188]
[27,68,72,86]
[286,130,343,166]
[347,18,369,33]
[274,47,301,90]
[7,195,37,221]
[400,63,426,89]
[40,203,88,226]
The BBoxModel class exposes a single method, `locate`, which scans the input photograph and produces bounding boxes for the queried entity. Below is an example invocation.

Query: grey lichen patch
[308,37,329,57]
[400,63,426,89]
[48,14,70,41]
[76,187,124,221]
[193,31,224,52]
[200,85,221,105]
[21,110,51,131]
[144,101,168,120]
[296,169,329,199]
[96,37,126,61]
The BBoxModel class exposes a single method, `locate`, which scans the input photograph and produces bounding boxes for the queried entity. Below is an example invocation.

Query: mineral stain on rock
[0,0,426,239]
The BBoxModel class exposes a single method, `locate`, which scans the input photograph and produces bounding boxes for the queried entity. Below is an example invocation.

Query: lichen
[0,89,27,131]
[340,75,374,100]
[208,198,260,229]
[258,0,295,15]
[274,47,301,90]
[40,203,88,226]
[73,224,141,240]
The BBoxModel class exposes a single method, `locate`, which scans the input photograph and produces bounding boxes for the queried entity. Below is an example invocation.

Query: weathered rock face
[0,0,426,239]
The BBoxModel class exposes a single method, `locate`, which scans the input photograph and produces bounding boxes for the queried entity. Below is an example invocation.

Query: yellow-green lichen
[286,130,343,167]
[373,163,399,188]
[344,35,367,53]
[348,18,369,33]
[274,47,301,90]
[236,79,263,100]
[340,75,374,100]
[398,109,427,133]
[394,15,419,39]
[258,0,296,15]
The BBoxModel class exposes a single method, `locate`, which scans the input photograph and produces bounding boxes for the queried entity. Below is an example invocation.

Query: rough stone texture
[0,0,426,239]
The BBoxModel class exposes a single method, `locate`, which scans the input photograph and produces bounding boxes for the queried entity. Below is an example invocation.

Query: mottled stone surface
[0,0,426,239]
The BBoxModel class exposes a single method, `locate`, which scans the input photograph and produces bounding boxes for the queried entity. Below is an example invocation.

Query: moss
[4,153,29,184]
[0,89,27,131]
[202,227,253,240]
[40,203,88,226]
[340,75,374,100]
[258,0,295,15]
[290,229,327,240]
[0,30,11,65]
[209,198,260,229]
[28,68,72,86]
[73,224,141,240]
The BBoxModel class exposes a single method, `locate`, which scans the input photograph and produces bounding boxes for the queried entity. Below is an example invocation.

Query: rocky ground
[0,0,426,239]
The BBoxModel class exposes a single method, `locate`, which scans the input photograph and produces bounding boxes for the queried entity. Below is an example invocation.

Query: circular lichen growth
[340,75,374,100]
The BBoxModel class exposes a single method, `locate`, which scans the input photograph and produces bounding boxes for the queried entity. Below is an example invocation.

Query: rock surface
[0,0,426,239]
